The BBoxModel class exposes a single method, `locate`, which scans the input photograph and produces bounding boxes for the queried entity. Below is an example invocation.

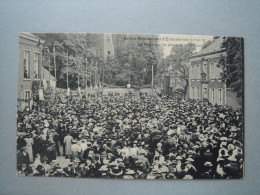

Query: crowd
[16,91,243,179]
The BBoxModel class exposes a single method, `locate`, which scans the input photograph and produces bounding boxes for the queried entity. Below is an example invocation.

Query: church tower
[103,33,115,60]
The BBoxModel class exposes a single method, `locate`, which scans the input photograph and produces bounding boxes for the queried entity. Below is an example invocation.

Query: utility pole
[53,43,57,121]
[48,48,50,81]
[102,59,105,95]
[95,60,97,97]
[53,44,56,90]
[66,50,69,90]
[95,60,97,88]
[90,58,93,97]
[38,43,43,122]
[128,63,131,85]
[77,56,80,91]
[152,64,154,92]
[85,57,88,90]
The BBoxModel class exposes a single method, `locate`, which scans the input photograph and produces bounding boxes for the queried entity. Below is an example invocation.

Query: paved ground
[55,156,71,167]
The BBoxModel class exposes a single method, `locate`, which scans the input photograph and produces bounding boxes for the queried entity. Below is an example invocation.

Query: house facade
[17,33,44,101]
[189,37,226,105]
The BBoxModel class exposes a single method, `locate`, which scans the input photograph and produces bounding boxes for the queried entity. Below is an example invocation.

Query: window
[197,65,200,79]
[216,66,222,79]
[218,67,223,79]
[218,89,222,104]
[203,61,207,79]
[23,90,31,99]
[24,50,30,79]
[212,88,215,103]
[194,87,198,99]
[192,87,195,99]
[210,63,215,79]
[34,52,39,79]
[191,66,194,79]
[203,88,207,99]
[197,87,200,99]
[108,51,111,55]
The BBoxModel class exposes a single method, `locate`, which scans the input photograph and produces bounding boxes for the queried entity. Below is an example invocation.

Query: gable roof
[190,37,225,58]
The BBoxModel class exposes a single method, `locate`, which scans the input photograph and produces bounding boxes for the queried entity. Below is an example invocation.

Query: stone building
[189,37,226,105]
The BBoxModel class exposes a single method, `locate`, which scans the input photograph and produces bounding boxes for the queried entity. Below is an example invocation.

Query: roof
[190,37,225,58]
[19,32,45,44]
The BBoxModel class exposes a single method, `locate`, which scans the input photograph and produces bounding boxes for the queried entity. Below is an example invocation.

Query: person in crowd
[24,133,34,163]
[16,91,244,179]
[17,147,30,171]
[64,132,73,159]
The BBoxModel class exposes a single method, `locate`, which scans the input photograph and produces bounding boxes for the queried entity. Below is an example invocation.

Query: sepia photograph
[16,33,244,180]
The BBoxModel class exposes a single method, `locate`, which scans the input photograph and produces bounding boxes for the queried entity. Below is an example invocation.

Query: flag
[43,79,47,90]
[39,89,44,100]
[36,39,41,47]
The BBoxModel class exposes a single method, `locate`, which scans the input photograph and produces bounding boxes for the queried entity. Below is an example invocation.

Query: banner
[67,88,70,96]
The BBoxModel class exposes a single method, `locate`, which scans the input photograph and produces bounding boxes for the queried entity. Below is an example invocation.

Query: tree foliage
[110,34,163,87]
[220,37,244,97]
[164,43,196,97]
[34,33,163,89]
[34,33,103,89]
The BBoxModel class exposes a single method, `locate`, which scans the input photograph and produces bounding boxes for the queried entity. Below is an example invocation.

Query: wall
[226,89,242,109]
[17,35,42,99]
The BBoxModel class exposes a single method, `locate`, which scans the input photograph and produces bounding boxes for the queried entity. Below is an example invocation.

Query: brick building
[17,33,44,101]
[189,37,226,105]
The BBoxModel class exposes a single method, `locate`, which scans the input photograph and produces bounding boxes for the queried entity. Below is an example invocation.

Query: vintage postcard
[16,33,244,179]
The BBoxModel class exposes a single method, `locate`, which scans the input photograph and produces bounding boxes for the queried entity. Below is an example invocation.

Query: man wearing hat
[17,147,30,171]
[200,161,214,179]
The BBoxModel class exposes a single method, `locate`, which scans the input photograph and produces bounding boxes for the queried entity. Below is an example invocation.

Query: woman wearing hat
[24,133,34,163]
[63,132,73,158]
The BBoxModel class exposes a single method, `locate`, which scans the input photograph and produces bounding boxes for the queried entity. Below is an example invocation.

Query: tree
[220,37,244,97]
[166,43,196,98]
[34,33,163,89]
[111,34,163,87]
[34,33,104,89]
